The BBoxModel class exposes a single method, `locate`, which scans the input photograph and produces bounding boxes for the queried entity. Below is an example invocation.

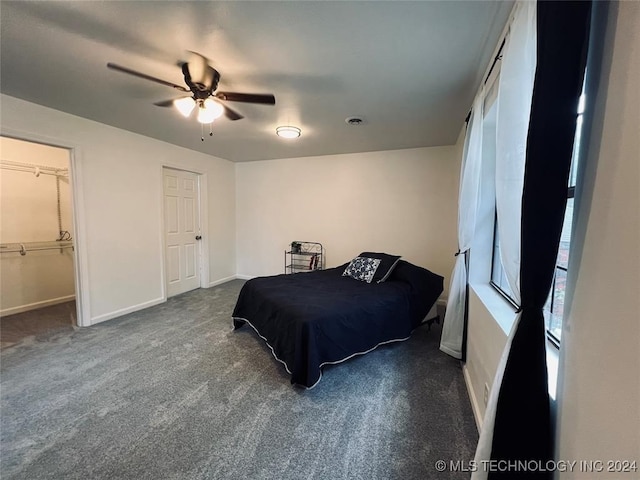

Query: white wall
[556,1,640,475]
[0,94,236,325]
[0,137,75,315]
[464,288,512,427]
[235,146,461,296]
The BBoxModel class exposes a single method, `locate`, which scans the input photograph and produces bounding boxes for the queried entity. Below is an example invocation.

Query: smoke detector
[345,116,365,126]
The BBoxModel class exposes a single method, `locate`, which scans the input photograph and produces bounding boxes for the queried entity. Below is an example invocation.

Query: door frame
[160,164,209,299]
[0,127,90,326]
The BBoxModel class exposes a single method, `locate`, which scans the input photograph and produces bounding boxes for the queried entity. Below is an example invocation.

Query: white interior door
[163,168,201,297]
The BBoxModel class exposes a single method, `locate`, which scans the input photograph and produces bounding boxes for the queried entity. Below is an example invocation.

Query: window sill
[469,282,560,400]
[547,337,559,401]
[470,283,518,335]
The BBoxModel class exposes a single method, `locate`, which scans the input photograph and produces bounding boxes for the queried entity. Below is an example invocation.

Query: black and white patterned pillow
[342,256,381,283]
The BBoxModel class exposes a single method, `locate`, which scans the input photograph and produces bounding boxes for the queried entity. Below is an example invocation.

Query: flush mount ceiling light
[276,126,301,139]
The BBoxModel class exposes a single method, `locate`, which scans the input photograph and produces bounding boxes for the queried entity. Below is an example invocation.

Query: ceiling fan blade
[222,104,244,121]
[107,63,189,92]
[154,99,183,107]
[215,92,276,105]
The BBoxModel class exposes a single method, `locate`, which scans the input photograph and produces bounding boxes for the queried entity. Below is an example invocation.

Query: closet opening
[0,136,78,348]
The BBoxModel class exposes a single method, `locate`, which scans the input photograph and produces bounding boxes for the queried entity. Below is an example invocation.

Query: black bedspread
[232,260,443,388]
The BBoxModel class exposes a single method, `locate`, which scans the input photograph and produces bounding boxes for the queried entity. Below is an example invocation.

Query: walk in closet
[0,137,76,347]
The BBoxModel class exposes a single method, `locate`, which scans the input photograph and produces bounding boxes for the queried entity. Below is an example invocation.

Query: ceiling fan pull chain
[209,124,213,137]
[201,123,204,142]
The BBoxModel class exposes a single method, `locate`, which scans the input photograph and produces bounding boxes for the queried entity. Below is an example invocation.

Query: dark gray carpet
[1,280,477,479]
[1,301,76,349]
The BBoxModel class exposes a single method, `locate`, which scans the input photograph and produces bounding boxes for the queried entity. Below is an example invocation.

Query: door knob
[195,235,202,240]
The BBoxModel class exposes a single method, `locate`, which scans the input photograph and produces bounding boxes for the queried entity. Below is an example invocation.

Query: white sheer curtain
[472,2,536,478]
[494,0,537,306]
[439,91,484,359]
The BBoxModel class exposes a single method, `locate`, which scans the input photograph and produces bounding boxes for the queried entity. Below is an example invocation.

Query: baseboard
[1,295,76,317]
[463,364,483,433]
[89,297,165,326]
[89,275,245,325]
[436,297,447,319]
[234,274,254,281]
[208,275,238,287]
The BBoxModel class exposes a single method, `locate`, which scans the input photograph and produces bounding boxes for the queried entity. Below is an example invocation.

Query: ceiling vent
[345,116,364,126]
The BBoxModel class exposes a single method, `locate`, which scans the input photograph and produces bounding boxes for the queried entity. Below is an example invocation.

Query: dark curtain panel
[488,2,592,479]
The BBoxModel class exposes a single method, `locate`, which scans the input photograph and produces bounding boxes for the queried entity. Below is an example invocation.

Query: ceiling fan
[107,52,275,131]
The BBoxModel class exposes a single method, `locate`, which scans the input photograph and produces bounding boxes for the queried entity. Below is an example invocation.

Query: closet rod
[0,160,69,177]
[0,244,74,255]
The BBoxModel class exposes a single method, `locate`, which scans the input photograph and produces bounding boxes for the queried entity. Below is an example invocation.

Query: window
[490,216,518,307]
[490,93,585,344]
[543,93,585,344]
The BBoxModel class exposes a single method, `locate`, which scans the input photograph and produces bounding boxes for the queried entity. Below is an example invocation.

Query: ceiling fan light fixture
[174,97,196,117]
[197,99,224,124]
[107,52,275,128]
[276,126,301,139]
[197,107,215,124]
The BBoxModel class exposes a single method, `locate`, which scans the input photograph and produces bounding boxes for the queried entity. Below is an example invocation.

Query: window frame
[545,184,575,347]
[489,93,585,347]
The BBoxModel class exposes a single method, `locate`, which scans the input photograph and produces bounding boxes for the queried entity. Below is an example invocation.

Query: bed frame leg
[425,316,440,331]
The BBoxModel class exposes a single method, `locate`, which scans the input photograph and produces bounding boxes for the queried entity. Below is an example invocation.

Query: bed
[232,254,444,388]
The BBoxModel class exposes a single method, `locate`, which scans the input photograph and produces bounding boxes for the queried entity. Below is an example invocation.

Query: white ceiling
[0,1,512,162]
